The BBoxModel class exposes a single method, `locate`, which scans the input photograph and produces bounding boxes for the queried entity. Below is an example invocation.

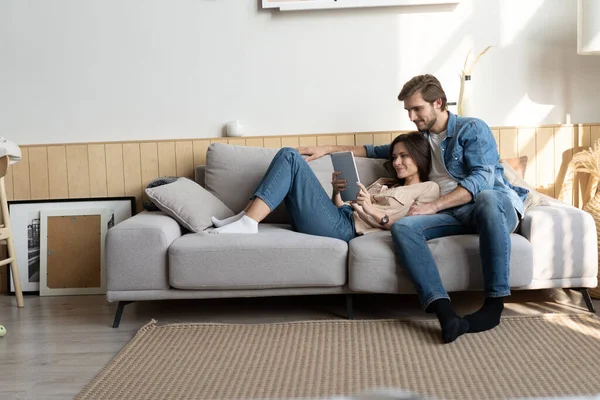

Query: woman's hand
[331,171,347,195]
[355,183,374,212]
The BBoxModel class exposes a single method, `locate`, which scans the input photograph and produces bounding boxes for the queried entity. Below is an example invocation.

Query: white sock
[210,215,258,234]
[211,211,246,228]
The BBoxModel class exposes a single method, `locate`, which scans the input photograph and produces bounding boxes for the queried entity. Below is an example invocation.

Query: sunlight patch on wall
[395,0,472,81]
[504,93,554,126]
[499,0,544,47]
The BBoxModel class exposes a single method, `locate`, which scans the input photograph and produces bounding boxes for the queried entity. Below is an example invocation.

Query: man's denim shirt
[364,112,528,217]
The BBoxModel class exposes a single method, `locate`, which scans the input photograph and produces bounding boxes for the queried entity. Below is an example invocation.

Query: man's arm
[408,185,472,216]
[297,145,366,162]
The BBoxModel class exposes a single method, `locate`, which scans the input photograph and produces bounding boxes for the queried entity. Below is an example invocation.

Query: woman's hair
[397,74,448,111]
[389,132,431,184]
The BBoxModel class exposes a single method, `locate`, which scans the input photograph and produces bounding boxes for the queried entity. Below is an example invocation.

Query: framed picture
[7,197,135,295]
[39,208,111,296]
[262,0,459,11]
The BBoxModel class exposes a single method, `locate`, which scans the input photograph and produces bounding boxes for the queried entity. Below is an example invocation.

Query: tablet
[330,151,361,202]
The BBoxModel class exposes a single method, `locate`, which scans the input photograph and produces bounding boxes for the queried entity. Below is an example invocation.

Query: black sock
[426,299,469,344]
[464,297,505,333]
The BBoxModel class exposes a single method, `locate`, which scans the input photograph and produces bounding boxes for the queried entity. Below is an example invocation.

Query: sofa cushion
[204,143,390,224]
[145,177,234,232]
[348,231,534,293]
[168,224,348,289]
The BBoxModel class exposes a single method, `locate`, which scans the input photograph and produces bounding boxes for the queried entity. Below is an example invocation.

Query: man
[298,74,528,343]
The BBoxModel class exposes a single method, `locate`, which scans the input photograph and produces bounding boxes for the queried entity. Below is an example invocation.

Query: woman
[210,132,440,240]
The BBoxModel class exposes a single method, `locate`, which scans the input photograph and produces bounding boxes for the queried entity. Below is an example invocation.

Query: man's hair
[389,132,431,184]
[397,74,447,111]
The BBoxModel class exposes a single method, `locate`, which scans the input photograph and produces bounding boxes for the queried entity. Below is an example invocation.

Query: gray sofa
[106,143,599,327]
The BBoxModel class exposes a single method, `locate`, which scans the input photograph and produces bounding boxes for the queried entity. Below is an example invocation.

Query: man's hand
[407,202,438,216]
[297,146,331,162]
[331,171,347,195]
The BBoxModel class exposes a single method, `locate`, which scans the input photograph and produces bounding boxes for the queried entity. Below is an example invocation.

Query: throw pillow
[500,160,547,211]
[145,177,234,232]
[143,176,179,211]
[500,156,528,180]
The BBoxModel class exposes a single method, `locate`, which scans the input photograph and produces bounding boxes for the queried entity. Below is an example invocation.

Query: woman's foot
[211,211,246,228]
[210,215,258,234]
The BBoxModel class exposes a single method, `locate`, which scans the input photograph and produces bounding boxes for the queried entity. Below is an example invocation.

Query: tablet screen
[330,151,361,202]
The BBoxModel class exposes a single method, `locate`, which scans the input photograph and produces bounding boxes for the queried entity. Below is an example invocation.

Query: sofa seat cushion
[168,224,348,290]
[348,231,534,293]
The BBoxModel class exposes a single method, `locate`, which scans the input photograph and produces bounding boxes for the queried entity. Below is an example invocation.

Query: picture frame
[39,208,111,296]
[261,0,459,11]
[7,197,135,295]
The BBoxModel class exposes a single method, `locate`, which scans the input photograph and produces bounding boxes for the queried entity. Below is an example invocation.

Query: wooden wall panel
[245,138,264,147]
[15,123,600,212]
[373,133,392,146]
[28,147,50,200]
[355,134,373,146]
[47,146,69,198]
[123,143,143,213]
[12,148,30,200]
[66,145,91,198]
[192,140,210,167]
[88,144,108,198]
[499,129,518,159]
[140,143,159,193]
[157,142,176,177]
[336,134,355,146]
[281,137,299,148]
[517,128,537,188]
[263,137,282,149]
[317,136,337,146]
[299,136,317,147]
[536,127,555,197]
[105,143,125,197]
[175,141,194,180]
[591,125,600,146]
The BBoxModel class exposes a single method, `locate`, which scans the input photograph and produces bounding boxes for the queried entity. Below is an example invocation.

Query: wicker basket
[584,191,600,299]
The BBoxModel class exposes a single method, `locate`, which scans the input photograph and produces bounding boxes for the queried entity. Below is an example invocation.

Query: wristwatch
[379,214,389,226]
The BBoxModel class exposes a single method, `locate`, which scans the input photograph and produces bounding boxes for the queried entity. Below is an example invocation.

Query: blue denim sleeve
[457,120,497,198]
[363,144,391,159]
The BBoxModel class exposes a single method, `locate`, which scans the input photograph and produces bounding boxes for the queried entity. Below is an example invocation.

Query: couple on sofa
[211,74,529,344]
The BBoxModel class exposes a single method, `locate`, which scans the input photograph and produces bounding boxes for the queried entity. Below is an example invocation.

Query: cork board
[46,215,101,289]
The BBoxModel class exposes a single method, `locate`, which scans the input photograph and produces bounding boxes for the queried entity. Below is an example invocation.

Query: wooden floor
[0,290,598,400]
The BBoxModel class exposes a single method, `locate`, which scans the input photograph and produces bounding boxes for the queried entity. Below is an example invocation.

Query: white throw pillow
[145,177,234,232]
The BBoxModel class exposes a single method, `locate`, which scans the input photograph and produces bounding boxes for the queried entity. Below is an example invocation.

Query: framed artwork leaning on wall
[6,197,135,295]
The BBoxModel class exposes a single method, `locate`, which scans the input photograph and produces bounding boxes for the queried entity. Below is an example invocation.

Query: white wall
[1,0,599,145]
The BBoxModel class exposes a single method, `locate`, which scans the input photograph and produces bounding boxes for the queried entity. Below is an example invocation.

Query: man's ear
[433,98,443,110]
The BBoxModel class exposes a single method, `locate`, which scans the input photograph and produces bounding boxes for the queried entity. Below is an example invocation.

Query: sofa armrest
[107,211,183,292]
[519,197,598,283]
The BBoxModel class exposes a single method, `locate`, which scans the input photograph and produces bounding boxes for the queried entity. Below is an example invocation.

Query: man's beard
[416,117,436,132]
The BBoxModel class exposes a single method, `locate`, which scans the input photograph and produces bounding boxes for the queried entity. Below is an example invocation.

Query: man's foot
[464,297,504,333]
[211,211,246,228]
[209,215,258,234]
[426,298,469,343]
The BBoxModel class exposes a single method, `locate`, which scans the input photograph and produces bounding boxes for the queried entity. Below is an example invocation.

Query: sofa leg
[112,301,134,328]
[575,288,596,313]
[346,294,354,320]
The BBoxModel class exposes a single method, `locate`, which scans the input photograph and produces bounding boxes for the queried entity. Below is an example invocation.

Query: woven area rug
[78,314,600,400]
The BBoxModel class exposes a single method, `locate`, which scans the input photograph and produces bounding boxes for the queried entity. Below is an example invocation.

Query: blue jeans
[390,190,520,310]
[252,148,355,242]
